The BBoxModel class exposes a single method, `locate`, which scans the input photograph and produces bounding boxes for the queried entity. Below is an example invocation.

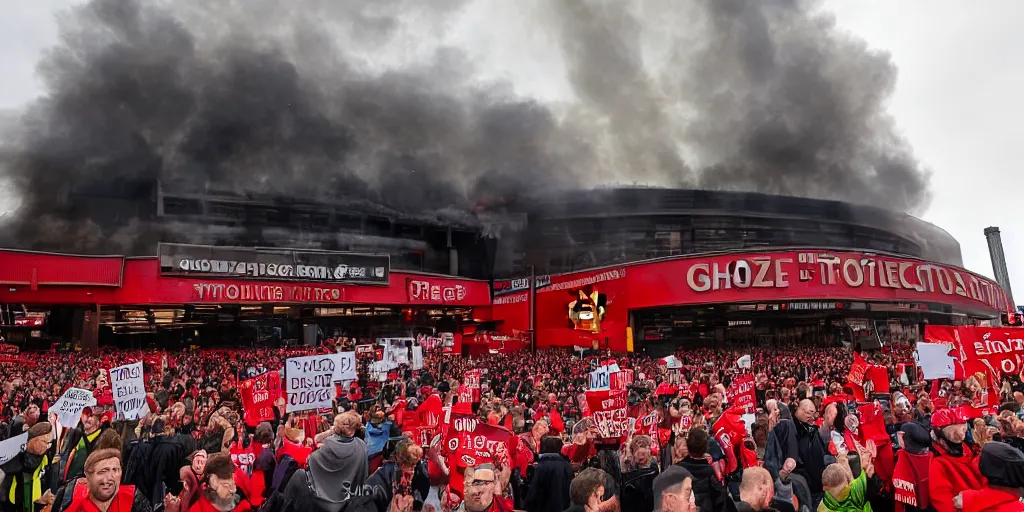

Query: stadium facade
[0,186,1012,355]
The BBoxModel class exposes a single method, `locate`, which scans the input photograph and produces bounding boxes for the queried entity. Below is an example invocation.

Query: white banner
[331,352,357,382]
[736,355,752,369]
[110,362,148,420]
[412,346,424,370]
[0,433,27,465]
[914,343,956,380]
[51,387,97,429]
[286,354,337,412]
[589,366,610,390]
[369,360,391,382]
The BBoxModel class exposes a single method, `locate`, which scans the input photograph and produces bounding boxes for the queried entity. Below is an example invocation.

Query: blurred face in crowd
[27,431,53,456]
[795,400,816,424]
[532,419,550,440]
[191,450,208,474]
[86,457,122,503]
[463,467,497,512]
[82,412,100,433]
[25,404,40,425]
[942,423,968,444]
[660,477,695,512]
[209,471,236,501]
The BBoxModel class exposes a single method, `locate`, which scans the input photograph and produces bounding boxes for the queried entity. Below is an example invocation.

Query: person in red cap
[928,408,985,512]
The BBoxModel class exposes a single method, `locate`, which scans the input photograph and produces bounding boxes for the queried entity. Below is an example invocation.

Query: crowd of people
[0,342,1021,512]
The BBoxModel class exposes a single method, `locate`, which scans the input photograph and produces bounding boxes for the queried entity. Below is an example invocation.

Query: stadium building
[491,188,1012,356]
[0,185,1012,356]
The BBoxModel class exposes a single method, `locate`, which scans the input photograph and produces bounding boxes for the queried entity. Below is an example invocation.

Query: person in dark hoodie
[677,427,728,512]
[892,423,933,512]
[280,411,372,512]
[524,436,573,512]
[957,442,1024,512]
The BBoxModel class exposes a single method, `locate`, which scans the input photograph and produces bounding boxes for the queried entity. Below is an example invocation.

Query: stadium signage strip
[683,252,1007,310]
[158,243,389,284]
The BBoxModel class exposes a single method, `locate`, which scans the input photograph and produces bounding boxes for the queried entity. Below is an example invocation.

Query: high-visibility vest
[9,454,48,509]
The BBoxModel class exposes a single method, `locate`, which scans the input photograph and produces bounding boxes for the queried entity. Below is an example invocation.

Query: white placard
[412,346,424,370]
[914,343,956,380]
[286,354,337,413]
[110,362,149,420]
[736,355,752,369]
[0,433,27,465]
[607,363,621,374]
[331,352,357,382]
[51,387,97,429]
[589,366,610,390]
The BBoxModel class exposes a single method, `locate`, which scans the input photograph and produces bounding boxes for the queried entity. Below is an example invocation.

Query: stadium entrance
[631,300,965,357]
[0,246,491,354]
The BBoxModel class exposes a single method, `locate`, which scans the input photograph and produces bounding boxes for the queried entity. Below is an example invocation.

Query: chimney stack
[984,226,1014,305]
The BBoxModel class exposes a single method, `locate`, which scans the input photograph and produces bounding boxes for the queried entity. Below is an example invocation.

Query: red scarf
[892,450,932,511]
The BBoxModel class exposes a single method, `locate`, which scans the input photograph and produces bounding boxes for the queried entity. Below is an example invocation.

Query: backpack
[763,429,785,480]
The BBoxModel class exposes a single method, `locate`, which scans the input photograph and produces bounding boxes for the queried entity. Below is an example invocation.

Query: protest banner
[51,387,98,428]
[610,369,634,390]
[443,413,512,469]
[412,346,424,370]
[240,371,281,427]
[331,352,357,382]
[0,433,27,465]
[285,354,336,413]
[585,389,630,439]
[463,370,482,403]
[589,366,610,390]
[728,373,757,413]
[110,361,148,420]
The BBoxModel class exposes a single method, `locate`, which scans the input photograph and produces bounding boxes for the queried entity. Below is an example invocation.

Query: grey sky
[1,0,1021,302]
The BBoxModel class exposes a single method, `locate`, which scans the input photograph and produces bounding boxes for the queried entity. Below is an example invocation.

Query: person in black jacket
[366,441,430,511]
[677,427,728,512]
[524,436,574,512]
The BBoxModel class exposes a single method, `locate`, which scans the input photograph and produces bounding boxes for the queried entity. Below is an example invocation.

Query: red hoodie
[961,487,1024,512]
[930,443,984,512]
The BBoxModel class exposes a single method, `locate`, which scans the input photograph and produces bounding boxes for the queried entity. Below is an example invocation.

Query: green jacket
[818,471,872,512]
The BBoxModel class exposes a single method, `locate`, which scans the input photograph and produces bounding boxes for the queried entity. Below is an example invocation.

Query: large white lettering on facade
[685,252,1007,310]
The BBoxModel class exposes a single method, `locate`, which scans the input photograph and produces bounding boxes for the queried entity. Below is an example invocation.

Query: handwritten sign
[286,355,337,413]
[110,362,148,420]
[51,387,97,428]
[463,370,482,403]
[412,346,424,370]
[331,352,357,382]
[0,433,28,465]
[589,366,610,390]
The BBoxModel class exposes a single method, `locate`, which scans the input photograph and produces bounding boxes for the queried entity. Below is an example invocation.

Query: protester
[957,442,1024,512]
[523,436,573,512]
[52,448,173,512]
[652,465,695,512]
[928,410,984,512]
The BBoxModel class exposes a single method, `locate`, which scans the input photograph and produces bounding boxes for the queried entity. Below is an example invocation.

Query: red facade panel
[0,251,124,287]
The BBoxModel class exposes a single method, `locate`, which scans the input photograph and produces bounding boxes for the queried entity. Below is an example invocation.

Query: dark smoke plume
[0,0,930,254]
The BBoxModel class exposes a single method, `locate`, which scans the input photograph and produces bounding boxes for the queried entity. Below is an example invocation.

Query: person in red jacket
[959,441,1024,512]
[929,409,984,512]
